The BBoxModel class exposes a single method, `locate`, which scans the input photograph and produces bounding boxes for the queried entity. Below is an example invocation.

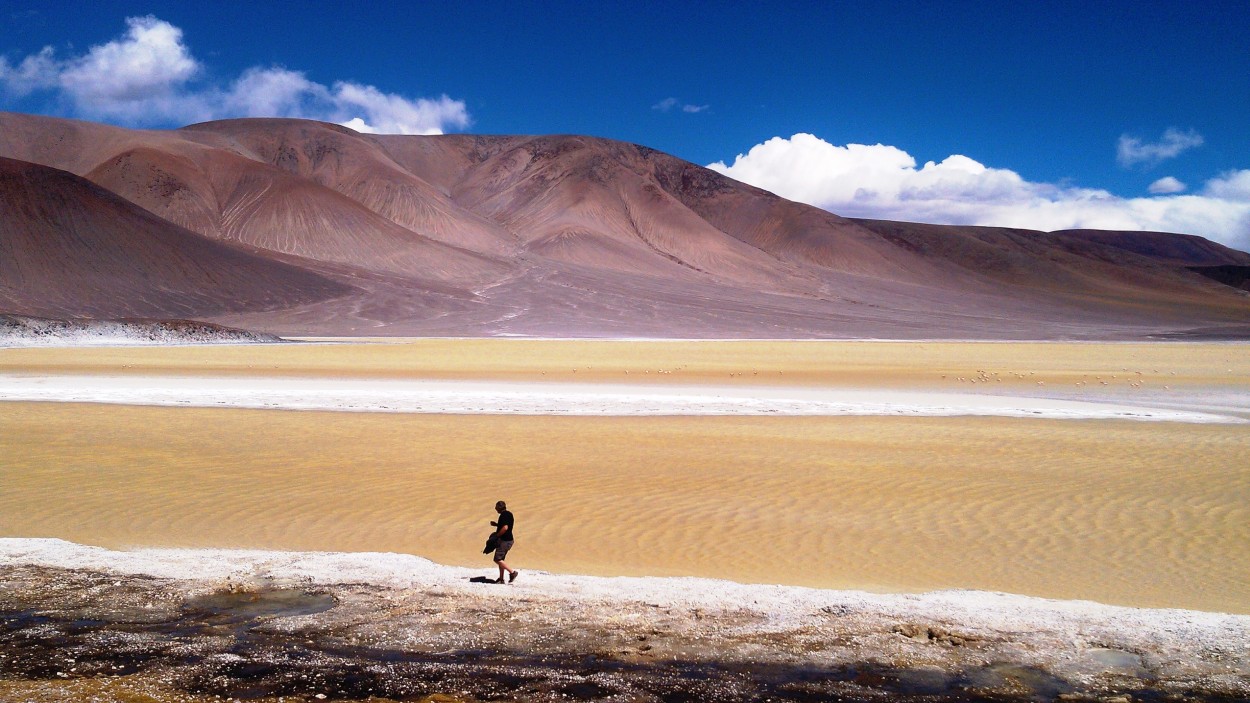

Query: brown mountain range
[2,111,1247,339]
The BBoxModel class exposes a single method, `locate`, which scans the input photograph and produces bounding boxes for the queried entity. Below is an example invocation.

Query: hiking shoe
[493,577,504,584]
[509,570,519,583]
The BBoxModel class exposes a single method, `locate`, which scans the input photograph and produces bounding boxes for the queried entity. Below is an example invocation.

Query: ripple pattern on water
[2,404,1248,613]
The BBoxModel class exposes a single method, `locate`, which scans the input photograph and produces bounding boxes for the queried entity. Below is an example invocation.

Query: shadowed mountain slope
[849,219,1250,306]
[1,111,1247,339]
[0,156,353,319]
[1051,229,1250,267]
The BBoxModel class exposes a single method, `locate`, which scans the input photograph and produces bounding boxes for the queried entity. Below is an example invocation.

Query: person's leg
[493,541,515,582]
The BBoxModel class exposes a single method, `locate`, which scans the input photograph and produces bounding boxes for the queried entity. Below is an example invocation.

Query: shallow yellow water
[3,400,1248,614]
[3,339,1248,392]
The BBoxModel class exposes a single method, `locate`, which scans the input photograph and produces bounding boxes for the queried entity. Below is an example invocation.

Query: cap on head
[495,500,507,511]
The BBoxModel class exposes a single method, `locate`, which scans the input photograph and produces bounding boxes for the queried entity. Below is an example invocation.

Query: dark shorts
[493,539,514,562]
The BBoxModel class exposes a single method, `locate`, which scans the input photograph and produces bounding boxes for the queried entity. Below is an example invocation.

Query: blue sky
[3,1,1248,248]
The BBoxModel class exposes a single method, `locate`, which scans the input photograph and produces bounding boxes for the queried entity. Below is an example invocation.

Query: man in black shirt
[491,500,519,584]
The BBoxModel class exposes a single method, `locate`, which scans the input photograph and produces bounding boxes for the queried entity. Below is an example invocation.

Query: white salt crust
[3,538,1248,656]
[0,374,1240,423]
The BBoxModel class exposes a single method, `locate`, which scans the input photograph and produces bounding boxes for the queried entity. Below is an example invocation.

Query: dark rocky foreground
[2,564,1247,703]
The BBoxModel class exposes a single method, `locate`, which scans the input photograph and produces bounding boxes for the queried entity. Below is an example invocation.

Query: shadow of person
[468,576,498,584]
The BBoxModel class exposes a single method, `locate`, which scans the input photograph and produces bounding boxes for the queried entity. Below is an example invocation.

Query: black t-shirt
[497,510,515,541]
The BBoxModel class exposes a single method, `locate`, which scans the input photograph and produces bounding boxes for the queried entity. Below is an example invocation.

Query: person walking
[491,500,519,584]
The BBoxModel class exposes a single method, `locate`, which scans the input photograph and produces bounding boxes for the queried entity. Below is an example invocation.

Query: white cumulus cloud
[219,67,324,120]
[1117,128,1204,168]
[709,133,1250,251]
[0,16,468,135]
[330,83,468,135]
[59,16,199,103]
[1148,176,1187,194]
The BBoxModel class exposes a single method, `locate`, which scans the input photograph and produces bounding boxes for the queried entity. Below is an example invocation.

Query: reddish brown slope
[1050,229,1250,267]
[649,154,946,280]
[84,142,512,287]
[453,136,819,288]
[0,157,352,319]
[382,135,958,282]
[178,119,521,257]
[1053,228,1250,297]
[0,112,198,176]
[0,113,516,288]
[79,146,222,237]
[369,134,807,290]
[850,218,1250,325]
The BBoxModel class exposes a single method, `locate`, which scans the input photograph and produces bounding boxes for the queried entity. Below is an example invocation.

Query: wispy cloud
[653,96,708,114]
[0,46,60,96]
[0,15,468,134]
[709,133,1250,250]
[1117,128,1204,168]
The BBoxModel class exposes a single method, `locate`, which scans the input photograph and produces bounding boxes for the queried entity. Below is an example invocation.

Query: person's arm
[495,522,509,537]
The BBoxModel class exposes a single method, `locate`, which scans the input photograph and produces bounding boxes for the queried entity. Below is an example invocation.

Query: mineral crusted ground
[2,543,1247,702]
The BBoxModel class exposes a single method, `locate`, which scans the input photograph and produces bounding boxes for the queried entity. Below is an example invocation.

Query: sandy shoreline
[6,536,1248,640]
[2,538,1249,702]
